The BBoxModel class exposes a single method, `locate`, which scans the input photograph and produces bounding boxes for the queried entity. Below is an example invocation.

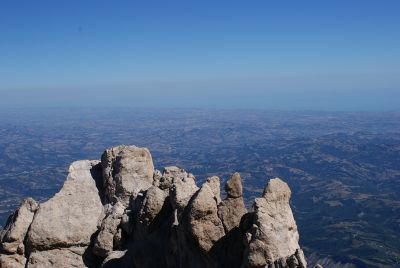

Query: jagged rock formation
[218,173,247,233]
[0,145,307,268]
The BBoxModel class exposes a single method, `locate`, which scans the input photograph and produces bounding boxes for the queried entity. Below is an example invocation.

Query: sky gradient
[1,1,399,110]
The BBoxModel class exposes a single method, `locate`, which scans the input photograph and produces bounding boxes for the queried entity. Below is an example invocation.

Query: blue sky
[1,1,399,110]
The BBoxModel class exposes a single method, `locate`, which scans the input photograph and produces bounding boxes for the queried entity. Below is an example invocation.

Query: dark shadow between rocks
[82,230,104,268]
[90,162,107,205]
[101,251,134,268]
[210,212,255,268]
[209,227,245,268]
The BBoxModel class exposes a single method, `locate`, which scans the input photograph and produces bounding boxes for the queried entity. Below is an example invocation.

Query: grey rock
[152,169,162,187]
[295,249,307,268]
[243,178,306,267]
[188,184,225,252]
[101,145,154,205]
[26,160,103,251]
[0,198,38,254]
[218,197,247,233]
[27,247,87,268]
[136,186,167,227]
[159,166,195,191]
[93,202,125,257]
[0,254,26,268]
[225,172,243,198]
[1,145,308,268]
[205,176,221,204]
[168,167,198,220]
[217,173,247,232]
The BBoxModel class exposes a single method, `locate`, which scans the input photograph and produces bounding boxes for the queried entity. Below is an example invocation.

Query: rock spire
[0,145,307,268]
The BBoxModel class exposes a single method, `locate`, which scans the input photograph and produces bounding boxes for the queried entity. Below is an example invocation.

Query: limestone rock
[218,197,247,233]
[152,169,162,187]
[159,166,195,191]
[295,249,307,268]
[188,184,225,252]
[243,178,306,267]
[0,198,38,254]
[26,160,103,251]
[136,186,167,227]
[93,202,125,257]
[225,172,243,198]
[27,247,87,268]
[0,145,308,268]
[205,176,221,204]
[101,145,154,204]
[0,254,26,268]
[218,173,247,232]
[168,167,198,217]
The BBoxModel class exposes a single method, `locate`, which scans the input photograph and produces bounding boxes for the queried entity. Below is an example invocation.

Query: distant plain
[0,108,399,267]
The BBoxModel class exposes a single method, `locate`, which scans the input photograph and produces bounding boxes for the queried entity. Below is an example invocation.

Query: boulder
[218,197,247,233]
[93,202,125,257]
[101,145,154,205]
[187,184,225,252]
[225,172,243,198]
[218,173,247,232]
[26,161,103,251]
[167,167,198,224]
[0,198,38,254]
[0,254,26,268]
[136,186,167,227]
[205,176,221,204]
[27,247,87,268]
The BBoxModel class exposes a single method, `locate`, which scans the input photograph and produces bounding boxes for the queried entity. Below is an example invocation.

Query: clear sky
[1,0,399,110]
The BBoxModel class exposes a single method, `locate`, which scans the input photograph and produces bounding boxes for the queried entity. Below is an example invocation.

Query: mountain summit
[0,145,307,268]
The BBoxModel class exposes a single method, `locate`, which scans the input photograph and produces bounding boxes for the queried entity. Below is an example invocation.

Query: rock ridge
[0,145,307,268]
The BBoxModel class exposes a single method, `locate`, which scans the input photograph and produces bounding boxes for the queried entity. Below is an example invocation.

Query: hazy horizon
[1,1,399,110]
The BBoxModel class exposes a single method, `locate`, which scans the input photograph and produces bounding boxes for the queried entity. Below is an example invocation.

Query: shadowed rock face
[0,145,307,268]
[218,173,247,233]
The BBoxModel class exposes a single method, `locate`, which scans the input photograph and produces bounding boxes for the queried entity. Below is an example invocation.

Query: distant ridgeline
[0,145,317,268]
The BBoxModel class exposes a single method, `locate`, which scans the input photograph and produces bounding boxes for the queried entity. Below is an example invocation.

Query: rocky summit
[0,145,307,268]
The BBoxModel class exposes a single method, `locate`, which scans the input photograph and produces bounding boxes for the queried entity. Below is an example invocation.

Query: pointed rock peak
[244,178,304,267]
[0,198,38,255]
[188,183,225,253]
[1,145,308,268]
[225,172,243,198]
[262,178,291,202]
[206,176,221,204]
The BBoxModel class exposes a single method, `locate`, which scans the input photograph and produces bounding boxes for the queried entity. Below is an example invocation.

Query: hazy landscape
[1,1,400,267]
[0,108,399,267]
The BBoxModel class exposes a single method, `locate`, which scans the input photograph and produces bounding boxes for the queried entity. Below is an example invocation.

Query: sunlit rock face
[0,145,307,268]
[243,178,306,268]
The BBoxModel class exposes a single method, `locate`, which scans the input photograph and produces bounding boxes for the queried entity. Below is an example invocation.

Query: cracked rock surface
[0,145,308,268]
